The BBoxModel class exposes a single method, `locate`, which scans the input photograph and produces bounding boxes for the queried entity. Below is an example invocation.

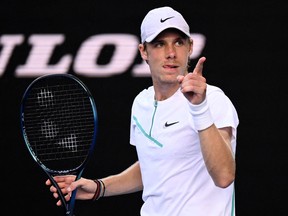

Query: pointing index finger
[192,57,206,75]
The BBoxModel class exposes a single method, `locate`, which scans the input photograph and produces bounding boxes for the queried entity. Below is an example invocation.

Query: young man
[46,6,239,216]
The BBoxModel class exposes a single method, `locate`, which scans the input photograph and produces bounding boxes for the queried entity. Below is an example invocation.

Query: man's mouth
[163,64,178,68]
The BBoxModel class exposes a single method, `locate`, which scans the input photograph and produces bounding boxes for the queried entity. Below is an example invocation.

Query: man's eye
[154,42,164,47]
[176,41,184,46]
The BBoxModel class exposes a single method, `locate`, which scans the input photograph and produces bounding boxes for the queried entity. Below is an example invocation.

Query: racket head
[20,74,98,175]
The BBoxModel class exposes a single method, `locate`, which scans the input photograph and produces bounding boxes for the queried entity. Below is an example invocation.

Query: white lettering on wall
[0,33,206,78]
[16,35,72,77]
[0,35,24,76]
[74,34,139,77]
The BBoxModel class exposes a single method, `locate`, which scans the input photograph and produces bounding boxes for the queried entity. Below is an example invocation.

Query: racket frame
[20,74,98,216]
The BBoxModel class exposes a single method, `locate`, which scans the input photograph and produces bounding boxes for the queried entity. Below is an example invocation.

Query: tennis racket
[20,74,98,216]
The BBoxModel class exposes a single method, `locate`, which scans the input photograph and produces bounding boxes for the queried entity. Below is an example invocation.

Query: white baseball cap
[140,6,191,43]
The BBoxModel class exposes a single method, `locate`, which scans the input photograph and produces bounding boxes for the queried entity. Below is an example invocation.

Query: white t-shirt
[130,84,239,216]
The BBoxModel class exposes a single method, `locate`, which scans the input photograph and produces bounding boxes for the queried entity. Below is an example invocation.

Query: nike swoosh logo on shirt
[160,16,174,23]
[164,121,179,127]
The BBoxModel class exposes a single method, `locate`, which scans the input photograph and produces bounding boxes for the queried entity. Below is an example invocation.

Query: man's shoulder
[135,86,154,98]
[207,84,224,95]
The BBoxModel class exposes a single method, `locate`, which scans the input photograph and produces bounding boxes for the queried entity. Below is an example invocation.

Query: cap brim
[144,26,191,43]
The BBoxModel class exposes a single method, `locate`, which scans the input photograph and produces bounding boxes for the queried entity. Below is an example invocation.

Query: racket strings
[23,79,96,170]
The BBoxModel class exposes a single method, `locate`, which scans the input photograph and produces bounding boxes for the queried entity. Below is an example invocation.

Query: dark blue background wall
[0,0,287,215]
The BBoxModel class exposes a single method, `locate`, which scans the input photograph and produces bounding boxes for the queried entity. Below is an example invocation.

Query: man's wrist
[188,98,213,131]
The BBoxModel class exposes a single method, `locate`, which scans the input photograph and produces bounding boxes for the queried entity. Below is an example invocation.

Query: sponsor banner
[0,33,206,78]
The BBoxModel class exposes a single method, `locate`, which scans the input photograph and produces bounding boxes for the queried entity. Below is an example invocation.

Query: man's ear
[139,44,148,60]
[189,39,193,56]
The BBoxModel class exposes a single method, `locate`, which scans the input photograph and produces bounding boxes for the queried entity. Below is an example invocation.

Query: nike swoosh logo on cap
[160,16,174,23]
[164,121,179,127]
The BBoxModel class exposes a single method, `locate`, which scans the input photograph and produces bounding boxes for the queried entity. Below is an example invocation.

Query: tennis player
[46,6,239,216]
